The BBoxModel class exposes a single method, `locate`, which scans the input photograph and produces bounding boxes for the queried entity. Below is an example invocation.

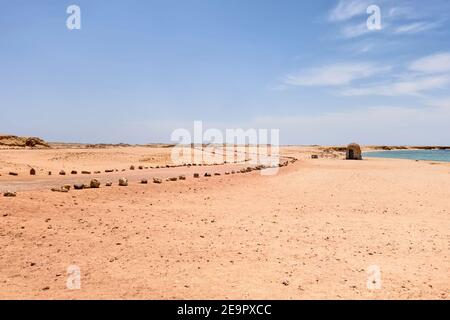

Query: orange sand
[0,146,449,299]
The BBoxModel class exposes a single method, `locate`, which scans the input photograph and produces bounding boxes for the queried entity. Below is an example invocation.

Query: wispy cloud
[340,22,372,38]
[328,0,373,22]
[394,21,440,34]
[284,63,386,87]
[328,0,449,38]
[283,52,450,97]
[409,52,450,74]
[341,74,450,97]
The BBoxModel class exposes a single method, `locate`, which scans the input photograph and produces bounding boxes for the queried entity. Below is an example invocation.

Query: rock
[105,169,114,173]
[24,137,49,148]
[59,170,66,176]
[311,155,319,159]
[81,171,91,175]
[153,178,162,184]
[214,173,221,176]
[130,165,135,170]
[204,173,211,177]
[193,173,200,178]
[51,187,69,193]
[73,184,84,190]
[30,168,36,175]
[178,175,186,180]
[94,171,101,174]
[140,179,148,184]
[83,184,91,189]
[9,172,18,176]
[225,172,230,175]
[3,191,16,197]
[62,185,71,191]
[167,177,178,182]
[90,179,101,188]
[105,182,112,187]
[119,177,128,186]
[231,171,235,174]
[71,170,78,175]
[48,171,52,175]
[138,166,143,170]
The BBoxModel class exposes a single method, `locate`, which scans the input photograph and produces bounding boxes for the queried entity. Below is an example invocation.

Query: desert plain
[0,142,449,299]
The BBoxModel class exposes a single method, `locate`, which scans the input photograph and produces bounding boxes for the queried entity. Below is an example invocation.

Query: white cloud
[341,74,450,96]
[252,105,450,145]
[409,52,450,74]
[340,22,372,38]
[329,0,373,22]
[284,63,386,87]
[394,21,440,34]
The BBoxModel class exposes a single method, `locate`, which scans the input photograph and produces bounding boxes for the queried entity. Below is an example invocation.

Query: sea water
[364,149,450,162]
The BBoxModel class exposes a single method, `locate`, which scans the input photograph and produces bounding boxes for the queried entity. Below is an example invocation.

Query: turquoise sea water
[364,150,450,162]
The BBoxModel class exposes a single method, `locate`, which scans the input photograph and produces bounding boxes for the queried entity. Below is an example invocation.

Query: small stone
[153,178,162,184]
[105,182,112,187]
[73,184,84,190]
[9,172,18,176]
[51,187,69,193]
[71,170,78,175]
[138,166,143,170]
[48,171,52,175]
[94,171,101,174]
[62,185,71,191]
[130,165,135,170]
[140,179,148,184]
[30,168,36,175]
[214,173,221,176]
[3,191,17,197]
[90,179,101,188]
[59,170,66,176]
[178,175,186,180]
[105,169,114,173]
[167,177,178,182]
[119,177,128,186]
[204,173,211,177]
[81,171,91,175]
[193,173,200,178]
[311,155,319,159]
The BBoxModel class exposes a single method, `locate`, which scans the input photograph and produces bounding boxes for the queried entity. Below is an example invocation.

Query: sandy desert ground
[0,145,449,299]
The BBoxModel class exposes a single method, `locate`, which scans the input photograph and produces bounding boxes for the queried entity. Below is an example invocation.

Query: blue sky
[1,0,450,145]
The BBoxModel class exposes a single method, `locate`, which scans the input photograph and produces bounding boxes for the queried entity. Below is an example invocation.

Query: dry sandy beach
[0,144,449,299]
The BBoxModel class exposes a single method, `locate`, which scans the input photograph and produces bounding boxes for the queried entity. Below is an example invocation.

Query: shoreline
[363,149,450,163]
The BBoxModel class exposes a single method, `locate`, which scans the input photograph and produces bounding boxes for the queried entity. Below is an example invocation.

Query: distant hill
[0,135,50,148]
